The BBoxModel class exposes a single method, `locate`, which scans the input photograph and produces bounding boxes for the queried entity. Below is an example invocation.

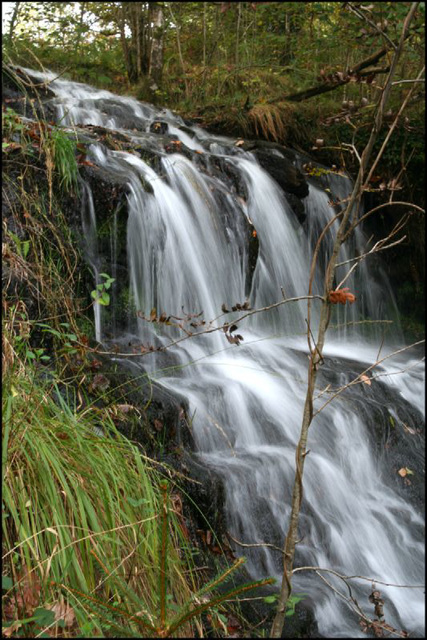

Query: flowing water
[19,67,425,637]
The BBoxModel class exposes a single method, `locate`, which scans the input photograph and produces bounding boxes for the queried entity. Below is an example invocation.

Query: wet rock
[150,120,168,134]
[284,191,307,224]
[2,66,57,121]
[317,353,425,517]
[252,148,309,199]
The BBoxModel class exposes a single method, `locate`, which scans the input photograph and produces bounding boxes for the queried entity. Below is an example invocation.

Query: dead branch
[270,39,401,104]
[343,201,425,242]
[335,212,409,290]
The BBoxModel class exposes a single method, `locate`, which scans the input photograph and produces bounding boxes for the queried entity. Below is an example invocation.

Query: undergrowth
[2,366,201,637]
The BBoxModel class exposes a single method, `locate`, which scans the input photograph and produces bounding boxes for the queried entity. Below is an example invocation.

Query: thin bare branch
[292,565,425,589]
[76,294,325,359]
[336,235,406,290]
[343,201,424,241]
[227,532,284,555]
[364,65,425,189]
[346,2,397,50]
[312,341,425,416]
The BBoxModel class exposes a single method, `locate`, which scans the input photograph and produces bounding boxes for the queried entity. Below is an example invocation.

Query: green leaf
[33,607,56,626]
[22,240,30,259]
[263,594,277,604]
[2,576,13,590]
[127,497,150,507]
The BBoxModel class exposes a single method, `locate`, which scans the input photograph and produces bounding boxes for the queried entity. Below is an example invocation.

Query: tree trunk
[167,3,190,99]
[149,2,164,88]
[8,2,21,42]
[235,2,241,68]
[203,2,207,68]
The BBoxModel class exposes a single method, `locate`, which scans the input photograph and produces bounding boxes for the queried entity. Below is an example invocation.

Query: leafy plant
[7,231,30,261]
[91,273,115,306]
[47,128,79,194]
[264,591,307,617]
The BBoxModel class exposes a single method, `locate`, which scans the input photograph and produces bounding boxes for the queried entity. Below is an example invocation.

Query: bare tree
[269,4,421,637]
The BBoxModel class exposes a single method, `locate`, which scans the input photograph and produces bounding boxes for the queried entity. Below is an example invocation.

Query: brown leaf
[150,307,157,322]
[360,374,371,386]
[90,358,102,371]
[46,600,76,628]
[116,404,136,414]
[398,468,407,477]
[235,139,245,147]
[90,373,110,393]
[3,620,23,637]
[154,419,163,432]
[16,567,41,616]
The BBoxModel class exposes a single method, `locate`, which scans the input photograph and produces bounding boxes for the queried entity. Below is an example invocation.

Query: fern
[55,481,275,637]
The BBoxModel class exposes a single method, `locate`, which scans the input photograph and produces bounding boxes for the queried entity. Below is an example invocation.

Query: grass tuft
[2,369,198,637]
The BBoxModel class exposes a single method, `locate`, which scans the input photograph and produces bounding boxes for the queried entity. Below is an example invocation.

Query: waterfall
[20,67,424,638]
[80,180,102,343]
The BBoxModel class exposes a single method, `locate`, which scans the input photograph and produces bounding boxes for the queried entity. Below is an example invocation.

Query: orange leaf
[360,374,371,386]
[398,468,407,477]
[328,288,356,305]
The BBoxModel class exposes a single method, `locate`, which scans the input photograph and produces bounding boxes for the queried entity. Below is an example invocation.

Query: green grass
[2,366,200,637]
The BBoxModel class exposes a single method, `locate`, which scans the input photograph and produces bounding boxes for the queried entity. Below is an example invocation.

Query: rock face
[238,139,309,222]
[2,65,57,121]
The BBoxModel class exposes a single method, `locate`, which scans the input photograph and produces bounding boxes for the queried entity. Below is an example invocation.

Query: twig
[346,3,397,50]
[335,235,406,290]
[227,532,284,555]
[312,340,425,416]
[343,201,424,241]
[292,565,425,589]
[364,65,425,189]
[76,294,325,358]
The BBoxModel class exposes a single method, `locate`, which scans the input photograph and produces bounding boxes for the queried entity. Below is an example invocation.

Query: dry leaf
[3,621,23,637]
[15,567,41,616]
[116,404,136,414]
[329,288,356,305]
[402,423,416,435]
[154,419,163,432]
[46,600,76,628]
[398,468,407,477]
[360,374,371,386]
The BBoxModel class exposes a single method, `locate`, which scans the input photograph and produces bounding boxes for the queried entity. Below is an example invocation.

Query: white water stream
[19,67,425,637]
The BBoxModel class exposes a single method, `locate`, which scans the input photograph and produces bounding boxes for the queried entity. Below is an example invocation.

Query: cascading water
[20,67,424,637]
